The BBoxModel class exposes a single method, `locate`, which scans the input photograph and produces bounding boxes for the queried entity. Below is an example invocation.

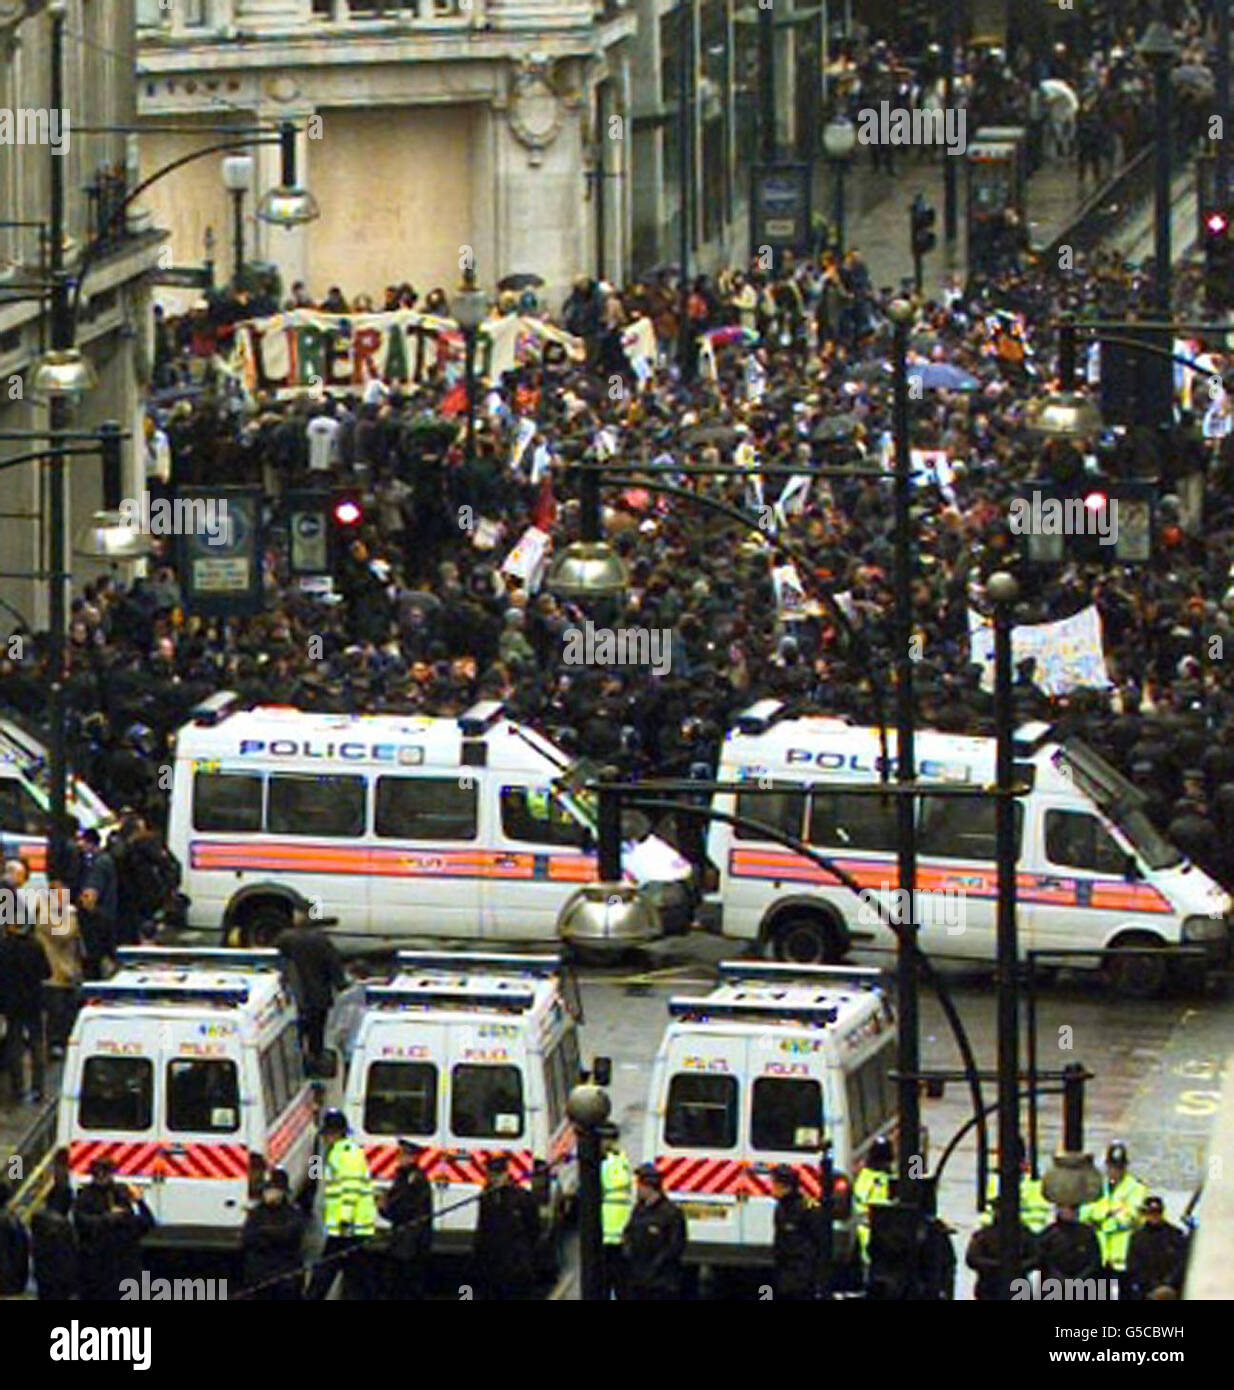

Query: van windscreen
[665,1074,738,1149]
[80,1056,153,1131]
[167,1059,240,1133]
[450,1065,524,1139]
[365,1061,438,1136]
[751,1077,823,1152]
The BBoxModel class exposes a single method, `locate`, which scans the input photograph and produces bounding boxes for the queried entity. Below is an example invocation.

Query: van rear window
[192,772,262,833]
[365,1062,438,1136]
[167,1059,240,1133]
[751,1077,823,1152]
[665,1074,738,1149]
[80,1056,153,1131]
[450,1065,524,1139]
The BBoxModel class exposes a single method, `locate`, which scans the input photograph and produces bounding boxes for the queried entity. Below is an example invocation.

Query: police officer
[1125,1196,1186,1301]
[1081,1141,1147,1290]
[599,1122,632,1299]
[473,1153,541,1300]
[380,1139,433,1300]
[770,1164,826,1300]
[241,1167,306,1300]
[965,1194,1038,1300]
[983,1136,1052,1236]
[853,1135,894,1267]
[306,1110,376,1300]
[622,1163,687,1300]
[1037,1203,1103,1286]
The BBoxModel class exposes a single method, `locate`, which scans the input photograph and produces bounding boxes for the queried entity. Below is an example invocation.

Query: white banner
[967,604,1110,696]
[501,526,551,593]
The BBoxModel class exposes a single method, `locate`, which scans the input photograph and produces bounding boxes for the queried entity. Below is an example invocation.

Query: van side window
[277,1023,304,1102]
[665,1074,738,1149]
[451,1064,525,1138]
[560,1029,581,1090]
[918,795,1021,861]
[544,1043,568,1132]
[260,1048,279,1127]
[80,1056,153,1131]
[1044,810,1127,874]
[375,777,477,841]
[751,1077,823,1152]
[0,777,48,835]
[167,1059,240,1134]
[500,786,587,847]
[364,1061,438,1136]
[846,1041,896,1147]
[262,1026,295,1121]
[268,774,366,838]
[734,784,806,842]
[809,791,897,852]
[192,772,262,833]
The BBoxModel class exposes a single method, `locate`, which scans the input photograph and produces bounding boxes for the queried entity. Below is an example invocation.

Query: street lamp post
[988,569,1022,1297]
[1138,16,1180,320]
[822,114,857,255]
[567,1082,612,1301]
[222,154,254,290]
[890,297,921,1204]
[453,268,488,475]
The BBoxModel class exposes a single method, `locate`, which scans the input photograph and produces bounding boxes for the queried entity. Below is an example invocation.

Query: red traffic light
[1206,211,1229,236]
[333,499,362,525]
[1083,490,1108,512]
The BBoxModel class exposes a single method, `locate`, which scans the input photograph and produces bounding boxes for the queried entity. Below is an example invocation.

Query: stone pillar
[630,0,664,276]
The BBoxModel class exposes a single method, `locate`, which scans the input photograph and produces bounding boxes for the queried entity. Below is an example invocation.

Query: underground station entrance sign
[750,162,813,262]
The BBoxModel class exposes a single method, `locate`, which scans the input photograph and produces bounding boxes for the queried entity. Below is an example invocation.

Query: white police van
[342,951,583,1257]
[642,960,896,1268]
[58,947,316,1249]
[701,702,1230,996]
[167,694,694,947]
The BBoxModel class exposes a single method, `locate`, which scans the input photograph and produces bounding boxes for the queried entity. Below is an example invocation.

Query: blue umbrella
[910,361,980,391]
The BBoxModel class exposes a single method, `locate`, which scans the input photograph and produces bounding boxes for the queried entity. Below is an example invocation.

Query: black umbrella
[682,424,741,450]
[497,273,546,292]
[639,261,681,280]
[811,413,861,442]
[843,359,892,384]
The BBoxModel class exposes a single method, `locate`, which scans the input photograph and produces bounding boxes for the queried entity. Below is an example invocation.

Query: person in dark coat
[75,827,118,978]
[240,1168,305,1300]
[622,1163,687,1300]
[379,1139,433,1300]
[965,1197,1038,1300]
[0,1180,30,1297]
[0,919,50,1105]
[1036,1204,1103,1286]
[1124,1196,1186,1300]
[73,1158,156,1300]
[472,1153,540,1300]
[770,1164,826,1300]
[276,922,346,1072]
[31,1151,77,1299]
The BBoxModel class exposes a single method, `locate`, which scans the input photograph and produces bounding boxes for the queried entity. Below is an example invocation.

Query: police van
[167,694,695,947]
[342,952,583,1257]
[0,716,116,881]
[642,960,895,1267]
[701,702,1231,996]
[58,947,317,1249]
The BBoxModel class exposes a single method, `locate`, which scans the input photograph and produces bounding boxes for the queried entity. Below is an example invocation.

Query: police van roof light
[84,982,251,1007]
[717,960,885,987]
[458,701,505,737]
[395,951,560,977]
[191,690,244,726]
[366,984,536,1012]
[668,996,840,1024]
[735,700,788,736]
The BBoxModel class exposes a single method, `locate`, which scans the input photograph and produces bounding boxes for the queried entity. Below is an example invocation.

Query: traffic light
[332,496,362,527]
[1204,210,1234,313]
[910,194,936,292]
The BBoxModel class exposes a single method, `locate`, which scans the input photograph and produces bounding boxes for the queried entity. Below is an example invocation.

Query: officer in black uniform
[622,1163,688,1300]
[472,1153,540,1301]
[379,1139,434,1300]
[1125,1196,1187,1300]
[770,1163,826,1300]
[1037,1204,1103,1285]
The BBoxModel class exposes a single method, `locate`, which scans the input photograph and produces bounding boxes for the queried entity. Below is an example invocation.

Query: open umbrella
[704,325,760,348]
[497,273,545,292]
[1173,64,1215,98]
[1039,78,1080,116]
[843,359,893,384]
[639,261,681,280]
[908,361,980,391]
[811,413,861,442]
[682,423,741,450]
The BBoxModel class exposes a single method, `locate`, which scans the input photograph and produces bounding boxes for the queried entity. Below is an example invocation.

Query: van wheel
[1105,934,1167,999]
[771,915,843,965]
[238,901,293,947]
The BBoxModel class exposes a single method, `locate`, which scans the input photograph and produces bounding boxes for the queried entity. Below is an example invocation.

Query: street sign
[176,486,264,617]
[286,490,331,576]
[750,162,813,265]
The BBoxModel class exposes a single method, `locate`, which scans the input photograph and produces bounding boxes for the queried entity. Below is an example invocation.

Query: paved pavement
[573,934,1233,1298]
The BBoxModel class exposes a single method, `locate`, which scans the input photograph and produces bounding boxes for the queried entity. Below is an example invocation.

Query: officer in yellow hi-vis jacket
[1081,1142,1147,1288]
[307,1109,377,1300]
[983,1136,1052,1235]
[599,1122,633,1299]
[853,1135,894,1265]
